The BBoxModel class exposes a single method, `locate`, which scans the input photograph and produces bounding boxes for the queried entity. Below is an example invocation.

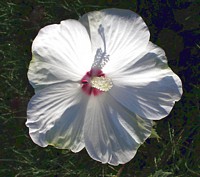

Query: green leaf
[149,170,173,177]
[150,128,161,141]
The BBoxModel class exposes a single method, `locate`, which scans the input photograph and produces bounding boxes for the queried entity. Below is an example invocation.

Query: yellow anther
[91,76,113,91]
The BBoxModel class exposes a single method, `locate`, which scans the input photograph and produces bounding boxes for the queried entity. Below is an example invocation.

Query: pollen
[91,76,113,92]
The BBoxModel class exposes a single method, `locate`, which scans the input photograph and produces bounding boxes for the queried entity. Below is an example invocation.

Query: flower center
[81,69,112,96]
[81,25,113,96]
[91,76,113,91]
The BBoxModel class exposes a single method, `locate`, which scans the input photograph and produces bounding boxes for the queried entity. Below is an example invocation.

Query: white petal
[26,83,88,152]
[79,8,150,72]
[29,20,92,91]
[84,94,152,165]
[109,42,182,120]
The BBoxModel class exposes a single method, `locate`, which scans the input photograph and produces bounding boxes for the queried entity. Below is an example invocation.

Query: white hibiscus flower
[26,8,182,165]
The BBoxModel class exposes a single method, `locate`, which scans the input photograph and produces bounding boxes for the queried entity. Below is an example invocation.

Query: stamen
[92,25,109,69]
[92,48,109,69]
[91,76,113,92]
